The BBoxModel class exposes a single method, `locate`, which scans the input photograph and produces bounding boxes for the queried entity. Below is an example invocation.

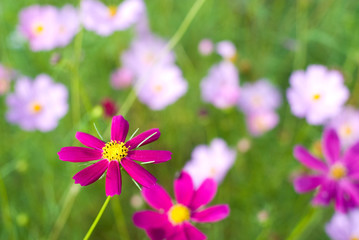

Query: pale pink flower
[200,61,240,109]
[18,5,59,51]
[326,209,359,240]
[56,5,80,47]
[238,79,281,114]
[287,65,349,125]
[135,65,188,110]
[121,34,175,76]
[327,107,359,150]
[246,111,279,137]
[198,39,214,56]
[184,138,236,188]
[6,74,68,131]
[81,0,144,36]
[111,67,134,89]
[216,40,236,60]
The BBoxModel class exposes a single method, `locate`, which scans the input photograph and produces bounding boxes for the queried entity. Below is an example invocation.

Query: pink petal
[133,210,168,229]
[167,228,187,240]
[343,142,359,171]
[73,160,109,186]
[105,160,122,196]
[174,171,194,206]
[293,175,322,193]
[293,146,327,172]
[111,115,129,142]
[58,146,103,162]
[127,150,172,163]
[146,228,169,240]
[312,179,336,206]
[190,178,217,210]
[75,132,105,149]
[191,204,230,223]
[142,184,173,211]
[184,223,206,240]
[125,128,160,150]
[121,158,156,187]
[323,129,341,164]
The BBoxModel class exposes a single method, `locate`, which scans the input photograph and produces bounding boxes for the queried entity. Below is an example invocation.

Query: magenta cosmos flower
[58,115,172,196]
[133,171,230,240]
[293,129,359,212]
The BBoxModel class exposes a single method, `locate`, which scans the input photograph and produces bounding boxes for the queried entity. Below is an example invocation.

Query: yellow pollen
[210,167,217,177]
[33,24,44,35]
[108,6,117,17]
[102,140,128,161]
[330,163,347,180]
[313,94,321,101]
[168,204,190,225]
[351,237,359,240]
[229,53,237,63]
[31,102,43,113]
[340,125,352,136]
[154,85,163,93]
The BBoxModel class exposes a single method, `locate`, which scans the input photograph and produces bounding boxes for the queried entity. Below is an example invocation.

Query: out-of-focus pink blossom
[6,74,68,131]
[198,39,214,56]
[325,209,359,240]
[136,65,188,110]
[121,34,175,76]
[80,0,144,36]
[287,65,349,125]
[0,64,14,95]
[327,107,359,150]
[184,138,236,188]
[246,110,279,137]
[238,79,281,114]
[18,5,59,51]
[110,67,134,89]
[200,61,240,109]
[216,40,236,61]
[56,5,80,47]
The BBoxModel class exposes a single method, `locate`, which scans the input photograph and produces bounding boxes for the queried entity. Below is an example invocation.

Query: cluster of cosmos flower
[1,0,359,238]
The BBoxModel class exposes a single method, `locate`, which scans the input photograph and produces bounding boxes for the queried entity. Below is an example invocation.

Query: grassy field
[1,0,359,239]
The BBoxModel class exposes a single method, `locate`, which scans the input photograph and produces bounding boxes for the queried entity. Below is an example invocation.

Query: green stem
[83,196,112,240]
[286,207,318,240]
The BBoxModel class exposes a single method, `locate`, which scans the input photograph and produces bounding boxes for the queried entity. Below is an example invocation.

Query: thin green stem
[286,207,318,240]
[83,196,111,240]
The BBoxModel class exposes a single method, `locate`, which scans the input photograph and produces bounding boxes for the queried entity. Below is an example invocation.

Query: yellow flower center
[340,125,352,137]
[351,236,359,240]
[229,53,237,63]
[30,102,43,114]
[330,163,347,180]
[312,94,321,101]
[168,204,191,225]
[108,6,117,17]
[102,140,128,161]
[33,24,44,35]
[153,85,163,93]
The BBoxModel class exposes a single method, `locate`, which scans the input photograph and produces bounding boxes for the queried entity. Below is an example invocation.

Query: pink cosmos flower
[287,65,349,125]
[246,110,279,137]
[325,209,359,240]
[81,0,144,36]
[58,115,172,196]
[216,41,236,61]
[133,172,230,240]
[135,65,188,110]
[56,5,80,48]
[110,67,134,90]
[121,34,175,76]
[0,64,14,95]
[200,61,240,109]
[18,5,59,51]
[198,39,214,56]
[293,129,359,212]
[238,79,281,114]
[6,74,68,131]
[184,139,236,188]
[327,107,359,150]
